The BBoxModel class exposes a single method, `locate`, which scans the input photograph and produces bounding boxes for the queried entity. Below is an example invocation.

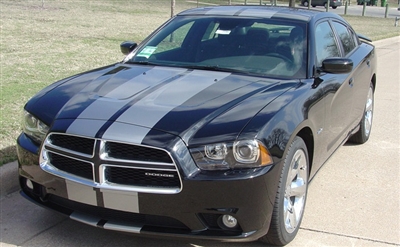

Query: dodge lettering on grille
[145,172,175,178]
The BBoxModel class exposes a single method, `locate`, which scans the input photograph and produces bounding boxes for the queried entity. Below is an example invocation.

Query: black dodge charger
[17,6,376,246]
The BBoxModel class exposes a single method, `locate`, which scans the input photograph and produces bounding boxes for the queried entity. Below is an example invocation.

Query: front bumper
[17,132,282,242]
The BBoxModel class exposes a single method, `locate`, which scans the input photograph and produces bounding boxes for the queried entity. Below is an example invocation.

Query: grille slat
[48,153,93,180]
[49,134,94,155]
[105,142,173,163]
[43,133,181,193]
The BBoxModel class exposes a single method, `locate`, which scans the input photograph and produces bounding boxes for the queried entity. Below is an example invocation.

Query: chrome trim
[101,164,178,172]
[99,164,181,194]
[99,182,181,194]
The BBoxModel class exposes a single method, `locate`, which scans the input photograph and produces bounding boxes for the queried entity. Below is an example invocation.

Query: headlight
[23,111,49,144]
[190,140,273,170]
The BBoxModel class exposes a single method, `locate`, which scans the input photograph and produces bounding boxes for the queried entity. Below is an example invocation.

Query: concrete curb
[0,36,398,198]
[0,161,19,198]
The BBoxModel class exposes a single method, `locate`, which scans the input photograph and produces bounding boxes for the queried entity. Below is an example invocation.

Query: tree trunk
[171,0,175,17]
[289,0,296,7]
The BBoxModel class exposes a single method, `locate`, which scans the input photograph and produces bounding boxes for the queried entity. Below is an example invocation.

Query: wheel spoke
[364,87,374,135]
[290,180,307,197]
[288,206,298,229]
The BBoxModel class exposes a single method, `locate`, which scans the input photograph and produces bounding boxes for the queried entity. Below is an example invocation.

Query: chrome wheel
[283,149,308,233]
[348,82,374,144]
[363,86,374,138]
[261,137,309,245]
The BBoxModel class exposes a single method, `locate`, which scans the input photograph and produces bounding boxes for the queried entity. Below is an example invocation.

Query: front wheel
[303,0,309,7]
[332,6,338,8]
[259,137,309,246]
[349,82,374,144]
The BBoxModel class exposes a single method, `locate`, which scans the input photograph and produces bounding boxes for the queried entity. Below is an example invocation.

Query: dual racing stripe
[66,67,231,144]
[65,66,188,137]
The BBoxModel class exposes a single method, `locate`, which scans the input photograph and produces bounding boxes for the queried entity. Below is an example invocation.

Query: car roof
[178,5,341,22]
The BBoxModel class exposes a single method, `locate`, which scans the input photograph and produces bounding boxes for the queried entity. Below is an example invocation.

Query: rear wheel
[349,82,374,144]
[303,0,309,7]
[259,137,309,246]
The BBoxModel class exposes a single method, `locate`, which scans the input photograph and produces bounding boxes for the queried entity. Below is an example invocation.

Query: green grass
[0,0,399,165]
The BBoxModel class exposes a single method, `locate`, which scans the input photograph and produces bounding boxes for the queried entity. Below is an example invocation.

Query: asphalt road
[299,4,400,18]
[0,36,399,247]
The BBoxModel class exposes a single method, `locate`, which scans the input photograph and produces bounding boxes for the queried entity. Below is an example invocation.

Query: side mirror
[120,41,138,55]
[320,58,353,74]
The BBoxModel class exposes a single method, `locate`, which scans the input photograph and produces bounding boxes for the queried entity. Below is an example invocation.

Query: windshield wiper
[184,65,251,74]
[125,62,256,76]
[125,60,160,66]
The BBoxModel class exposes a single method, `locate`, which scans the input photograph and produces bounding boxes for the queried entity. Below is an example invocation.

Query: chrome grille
[40,133,182,194]
[105,166,180,187]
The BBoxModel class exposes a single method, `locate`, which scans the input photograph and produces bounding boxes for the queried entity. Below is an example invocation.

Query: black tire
[332,6,338,8]
[312,4,316,7]
[349,82,374,144]
[303,0,309,7]
[259,137,309,246]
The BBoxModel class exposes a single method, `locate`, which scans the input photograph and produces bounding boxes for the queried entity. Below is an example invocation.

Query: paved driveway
[0,36,399,247]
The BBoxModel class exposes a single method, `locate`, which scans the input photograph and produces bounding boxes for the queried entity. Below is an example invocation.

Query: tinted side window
[332,22,357,56]
[315,21,340,67]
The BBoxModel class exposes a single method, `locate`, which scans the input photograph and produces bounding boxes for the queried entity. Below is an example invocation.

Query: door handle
[348,78,354,87]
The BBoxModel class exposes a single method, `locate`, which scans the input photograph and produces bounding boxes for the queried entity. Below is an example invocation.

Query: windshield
[125,16,307,79]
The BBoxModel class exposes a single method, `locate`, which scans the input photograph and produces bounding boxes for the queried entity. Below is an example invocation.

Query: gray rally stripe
[239,9,277,18]
[103,221,142,234]
[66,66,187,137]
[106,70,231,143]
[204,7,243,16]
[70,211,100,227]
[65,119,107,137]
[66,180,97,206]
[101,189,139,213]
[101,122,151,144]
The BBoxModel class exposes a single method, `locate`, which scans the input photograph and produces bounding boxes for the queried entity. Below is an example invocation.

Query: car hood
[26,64,297,145]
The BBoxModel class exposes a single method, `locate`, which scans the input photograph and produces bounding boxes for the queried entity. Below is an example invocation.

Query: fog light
[26,179,34,190]
[221,215,238,229]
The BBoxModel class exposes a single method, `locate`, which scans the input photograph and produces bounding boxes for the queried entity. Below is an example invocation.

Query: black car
[18,6,376,246]
[302,0,343,8]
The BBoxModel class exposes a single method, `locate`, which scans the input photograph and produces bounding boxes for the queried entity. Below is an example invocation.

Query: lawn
[0,0,399,165]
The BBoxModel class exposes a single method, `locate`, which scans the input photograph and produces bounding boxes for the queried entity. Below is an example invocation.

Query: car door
[331,21,372,129]
[314,20,354,159]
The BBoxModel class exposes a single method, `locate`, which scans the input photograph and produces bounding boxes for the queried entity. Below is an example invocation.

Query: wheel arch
[371,73,376,92]
[296,127,314,177]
